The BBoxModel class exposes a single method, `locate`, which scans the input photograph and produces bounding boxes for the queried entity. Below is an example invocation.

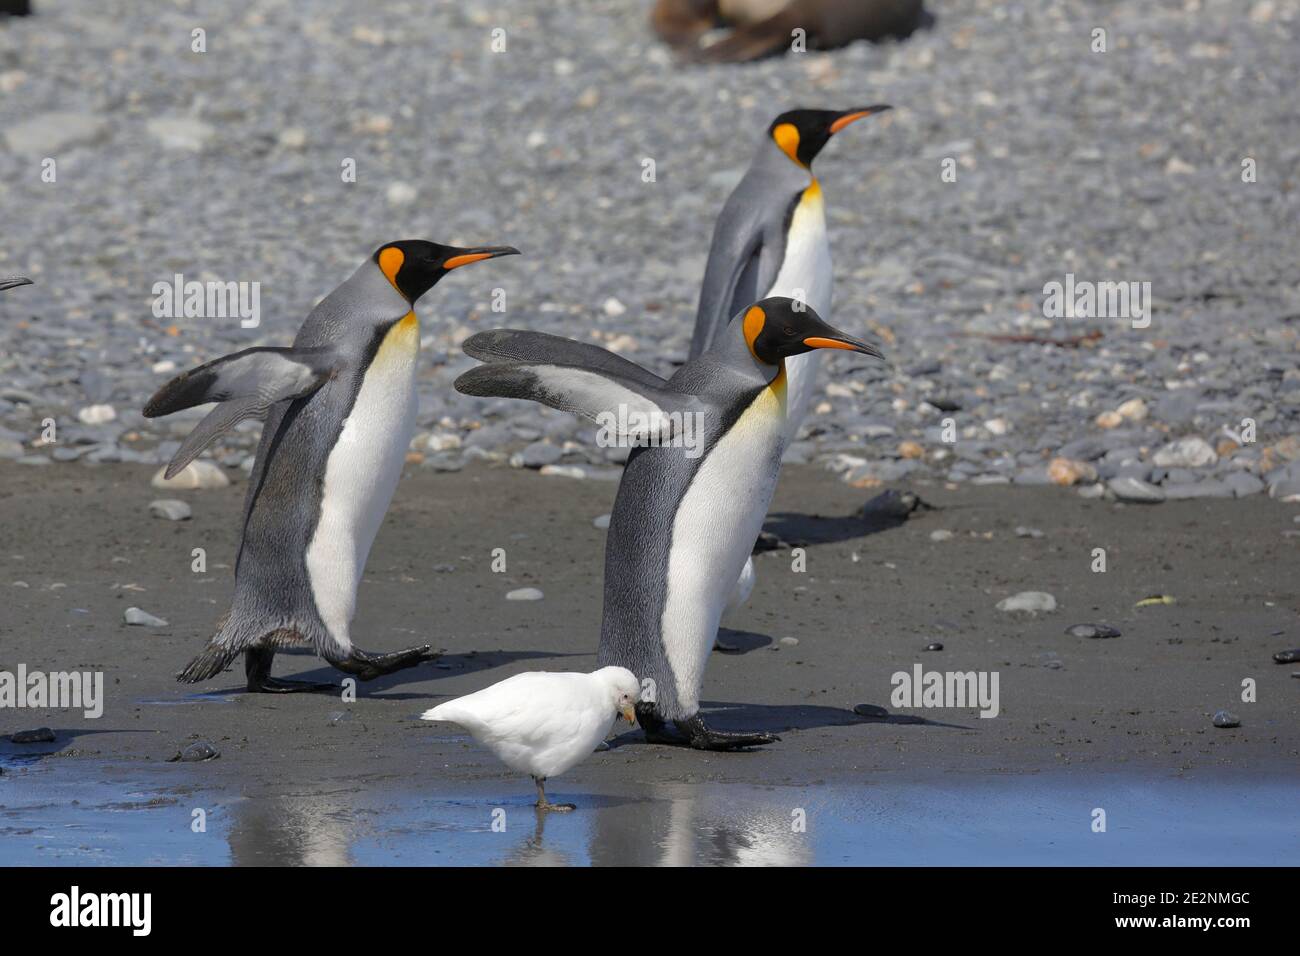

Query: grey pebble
[924,641,944,651]
[173,741,220,762]
[1109,476,1166,503]
[10,727,57,744]
[1211,710,1240,729]
[1272,649,1300,664]
[506,588,544,601]
[511,441,563,469]
[1065,624,1122,639]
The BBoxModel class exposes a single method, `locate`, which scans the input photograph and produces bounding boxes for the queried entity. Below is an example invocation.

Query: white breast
[765,182,831,445]
[659,376,788,715]
[305,314,419,651]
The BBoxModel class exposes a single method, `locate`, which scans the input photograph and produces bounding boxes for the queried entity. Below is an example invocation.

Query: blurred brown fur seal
[650,0,930,63]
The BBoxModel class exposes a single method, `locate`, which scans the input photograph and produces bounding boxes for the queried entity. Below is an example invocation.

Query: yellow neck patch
[772,123,803,167]
[742,305,766,359]
[373,311,419,368]
[378,247,405,294]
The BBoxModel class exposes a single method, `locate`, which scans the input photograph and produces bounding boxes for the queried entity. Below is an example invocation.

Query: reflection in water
[4,761,1296,866]
[227,789,357,866]
[501,811,574,867]
[587,784,813,867]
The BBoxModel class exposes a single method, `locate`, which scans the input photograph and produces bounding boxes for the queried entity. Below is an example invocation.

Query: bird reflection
[500,809,574,867]
[588,783,813,866]
[226,789,355,866]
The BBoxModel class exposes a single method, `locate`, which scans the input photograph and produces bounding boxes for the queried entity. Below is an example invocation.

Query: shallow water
[1,757,1294,866]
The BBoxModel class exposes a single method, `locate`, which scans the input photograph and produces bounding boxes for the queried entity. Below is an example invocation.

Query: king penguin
[690,106,890,438]
[454,296,884,749]
[690,106,890,615]
[144,240,519,692]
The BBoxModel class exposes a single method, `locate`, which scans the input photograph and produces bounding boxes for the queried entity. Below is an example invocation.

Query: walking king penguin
[689,106,890,614]
[689,106,890,440]
[144,240,519,692]
[454,296,883,748]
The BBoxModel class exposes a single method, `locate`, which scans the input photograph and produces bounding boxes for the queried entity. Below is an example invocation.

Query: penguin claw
[688,731,781,751]
[336,644,442,681]
[638,711,781,750]
[678,716,780,751]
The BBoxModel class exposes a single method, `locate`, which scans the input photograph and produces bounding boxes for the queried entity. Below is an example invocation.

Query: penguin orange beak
[829,104,892,134]
[442,246,521,271]
[803,333,885,360]
[0,276,33,292]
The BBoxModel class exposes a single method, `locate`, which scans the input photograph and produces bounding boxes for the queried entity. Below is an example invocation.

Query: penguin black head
[0,276,33,292]
[768,105,892,168]
[373,240,520,303]
[740,296,884,366]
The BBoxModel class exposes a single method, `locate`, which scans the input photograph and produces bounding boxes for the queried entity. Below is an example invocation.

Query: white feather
[423,667,639,781]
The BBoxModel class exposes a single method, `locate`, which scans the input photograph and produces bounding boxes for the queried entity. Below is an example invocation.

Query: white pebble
[148,499,192,521]
[124,607,168,627]
[386,181,418,205]
[996,591,1058,613]
[151,461,230,490]
[77,404,117,425]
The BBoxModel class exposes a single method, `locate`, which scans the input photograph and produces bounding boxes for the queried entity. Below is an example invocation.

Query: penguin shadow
[236,648,583,700]
[703,700,972,734]
[0,727,138,764]
[761,506,913,549]
[609,700,969,746]
[187,647,579,697]
[714,627,772,654]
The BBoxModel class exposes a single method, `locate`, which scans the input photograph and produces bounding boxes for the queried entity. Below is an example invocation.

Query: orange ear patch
[772,123,802,166]
[743,305,766,358]
[378,246,405,290]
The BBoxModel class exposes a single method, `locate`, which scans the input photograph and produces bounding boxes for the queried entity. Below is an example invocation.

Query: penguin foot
[333,645,441,681]
[635,701,688,746]
[676,715,780,751]
[243,647,335,693]
[247,676,337,694]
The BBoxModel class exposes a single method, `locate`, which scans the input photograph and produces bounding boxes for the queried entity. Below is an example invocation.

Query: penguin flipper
[462,329,668,388]
[455,362,705,443]
[163,395,268,479]
[690,192,788,359]
[144,347,335,478]
[143,346,334,418]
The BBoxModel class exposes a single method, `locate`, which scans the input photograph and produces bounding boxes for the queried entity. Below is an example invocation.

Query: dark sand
[2,461,1295,788]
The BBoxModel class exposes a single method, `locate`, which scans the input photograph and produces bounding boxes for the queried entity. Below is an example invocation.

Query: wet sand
[0,463,1297,863]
